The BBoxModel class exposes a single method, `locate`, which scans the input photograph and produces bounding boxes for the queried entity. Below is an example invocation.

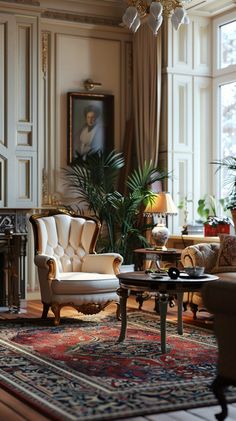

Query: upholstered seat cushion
[51,273,119,294]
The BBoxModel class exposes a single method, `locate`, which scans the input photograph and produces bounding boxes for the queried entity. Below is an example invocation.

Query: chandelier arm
[124,0,191,33]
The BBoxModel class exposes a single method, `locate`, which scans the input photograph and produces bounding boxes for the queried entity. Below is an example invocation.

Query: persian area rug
[0,311,235,421]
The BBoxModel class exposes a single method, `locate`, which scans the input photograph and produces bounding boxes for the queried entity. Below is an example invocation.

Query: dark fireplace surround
[0,209,28,312]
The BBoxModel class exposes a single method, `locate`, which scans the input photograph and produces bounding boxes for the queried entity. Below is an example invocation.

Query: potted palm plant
[211,156,236,230]
[63,150,168,264]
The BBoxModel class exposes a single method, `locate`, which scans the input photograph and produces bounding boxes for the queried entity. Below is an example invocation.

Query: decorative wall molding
[17,122,32,132]
[0,0,39,6]
[41,10,121,27]
[42,31,49,77]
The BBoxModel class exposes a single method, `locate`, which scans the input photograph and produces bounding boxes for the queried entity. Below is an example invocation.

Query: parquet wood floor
[0,297,231,421]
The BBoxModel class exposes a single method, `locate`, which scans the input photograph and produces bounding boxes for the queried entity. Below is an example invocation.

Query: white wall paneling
[0,23,5,147]
[17,158,31,200]
[193,17,211,75]
[0,13,38,208]
[173,74,193,150]
[163,14,212,233]
[193,76,212,213]
[15,16,38,208]
[56,33,121,165]
[172,18,192,71]
[0,14,16,207]
[40,20,131,205]
[172,153,194,233]
[17,25,30,123]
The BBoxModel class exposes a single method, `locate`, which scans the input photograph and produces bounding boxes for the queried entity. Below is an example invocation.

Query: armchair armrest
[82,253,123,275]
[35,254,59,279]
[181,243,220,273]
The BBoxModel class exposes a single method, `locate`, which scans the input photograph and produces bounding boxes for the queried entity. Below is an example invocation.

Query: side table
[133,248,182,311]
[134,248,182,271]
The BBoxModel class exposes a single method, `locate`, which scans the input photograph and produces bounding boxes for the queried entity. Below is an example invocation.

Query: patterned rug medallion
[0,310,235,420]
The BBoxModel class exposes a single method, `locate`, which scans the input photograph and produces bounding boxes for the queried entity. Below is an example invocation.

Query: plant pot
[204,223,218,237]
[217,223,230,234]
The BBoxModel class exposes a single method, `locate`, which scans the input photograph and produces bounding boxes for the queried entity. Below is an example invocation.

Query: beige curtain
[133,23,162,166]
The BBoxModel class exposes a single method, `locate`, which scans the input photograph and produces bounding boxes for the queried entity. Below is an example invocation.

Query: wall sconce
[84,78,102,91]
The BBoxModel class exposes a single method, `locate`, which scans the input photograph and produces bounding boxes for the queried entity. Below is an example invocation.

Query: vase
[152,223,169,249]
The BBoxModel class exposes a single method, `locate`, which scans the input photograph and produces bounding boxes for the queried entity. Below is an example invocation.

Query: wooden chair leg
[51,303,61,326]
[190,303,198,320]
[212,375,228,421]
[41,302,50,319]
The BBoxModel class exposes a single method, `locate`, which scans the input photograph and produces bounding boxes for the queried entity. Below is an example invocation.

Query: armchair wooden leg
[190,303,198,320]
[183,302,188,312]
[51,303,61,326]
[212,375,228,421]
[41,303,50,319]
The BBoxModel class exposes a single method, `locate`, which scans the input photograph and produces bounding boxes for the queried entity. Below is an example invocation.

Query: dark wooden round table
[117,271,219,353]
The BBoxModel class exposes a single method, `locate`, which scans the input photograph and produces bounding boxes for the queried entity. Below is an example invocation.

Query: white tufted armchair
[30,209,123,325]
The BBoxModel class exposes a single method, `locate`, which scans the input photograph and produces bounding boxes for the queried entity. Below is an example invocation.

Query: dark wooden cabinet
[0,210,28,312]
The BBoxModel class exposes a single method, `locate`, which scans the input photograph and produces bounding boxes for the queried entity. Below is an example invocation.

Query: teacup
[184,266,205,277]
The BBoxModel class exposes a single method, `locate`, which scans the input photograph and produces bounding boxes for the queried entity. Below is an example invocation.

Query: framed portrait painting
[67,92,114,163]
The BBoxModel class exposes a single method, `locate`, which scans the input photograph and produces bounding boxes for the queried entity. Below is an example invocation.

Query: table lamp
[144,192,178,250]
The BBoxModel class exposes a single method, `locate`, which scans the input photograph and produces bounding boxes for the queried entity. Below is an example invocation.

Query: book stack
[185,223,204,235]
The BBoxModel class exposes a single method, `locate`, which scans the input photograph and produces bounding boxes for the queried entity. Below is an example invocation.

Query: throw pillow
[212,234,236,273]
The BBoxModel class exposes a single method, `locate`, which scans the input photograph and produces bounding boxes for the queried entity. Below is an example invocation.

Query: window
[220,20,236,69]
[212,12,236,200]
[220,81,236,157]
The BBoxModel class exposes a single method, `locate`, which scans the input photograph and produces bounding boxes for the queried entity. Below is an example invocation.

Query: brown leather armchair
[202,279,236,421]
[181,243,236,319]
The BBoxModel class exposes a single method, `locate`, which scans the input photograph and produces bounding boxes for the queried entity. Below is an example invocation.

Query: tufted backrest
[181,243,220,273]
[32,213,99,272]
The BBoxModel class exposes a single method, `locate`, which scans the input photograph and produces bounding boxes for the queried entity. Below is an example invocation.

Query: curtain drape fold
[133,24,162,167]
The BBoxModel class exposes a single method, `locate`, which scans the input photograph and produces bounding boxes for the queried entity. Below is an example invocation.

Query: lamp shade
[144,192,178,216]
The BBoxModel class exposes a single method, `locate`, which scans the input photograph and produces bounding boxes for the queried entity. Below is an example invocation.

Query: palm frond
[211,156,236,193]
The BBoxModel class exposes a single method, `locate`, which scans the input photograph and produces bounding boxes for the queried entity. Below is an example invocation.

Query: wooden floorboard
[0,296,232,420]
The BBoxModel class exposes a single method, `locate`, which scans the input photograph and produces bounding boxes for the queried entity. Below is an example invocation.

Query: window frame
[211,10,236,200]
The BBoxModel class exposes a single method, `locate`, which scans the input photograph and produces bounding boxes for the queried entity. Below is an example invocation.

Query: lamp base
[152,224,169,250]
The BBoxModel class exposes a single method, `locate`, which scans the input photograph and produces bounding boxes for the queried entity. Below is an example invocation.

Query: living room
[0,0,236,420]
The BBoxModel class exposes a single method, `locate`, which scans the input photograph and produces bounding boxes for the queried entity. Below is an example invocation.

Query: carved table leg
[116,287,129,343]
[158,293,169,354]
[177,292,184,335]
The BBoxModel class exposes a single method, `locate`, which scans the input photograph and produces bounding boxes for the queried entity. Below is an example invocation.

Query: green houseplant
[211,156,236,229]
[63,150,168,264]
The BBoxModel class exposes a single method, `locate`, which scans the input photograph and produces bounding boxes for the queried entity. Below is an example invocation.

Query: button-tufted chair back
[35,214,98,272]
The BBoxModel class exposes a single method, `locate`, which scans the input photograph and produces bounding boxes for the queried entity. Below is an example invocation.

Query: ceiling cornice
[0,0,40,5]
[41,10,121,27]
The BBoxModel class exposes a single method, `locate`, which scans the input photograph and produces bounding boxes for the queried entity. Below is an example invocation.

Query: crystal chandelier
[122,0,192,35]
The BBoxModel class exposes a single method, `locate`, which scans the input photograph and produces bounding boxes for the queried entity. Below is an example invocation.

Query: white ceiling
[186,0,236,15]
